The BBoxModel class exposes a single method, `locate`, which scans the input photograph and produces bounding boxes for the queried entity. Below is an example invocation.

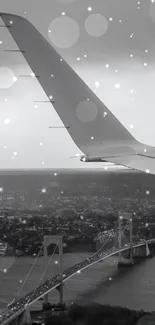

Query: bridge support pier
[133,242,150,259]
[43,235,64,309]
[118,214,134,267]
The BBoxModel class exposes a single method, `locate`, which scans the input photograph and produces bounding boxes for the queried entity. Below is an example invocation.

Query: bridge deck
[0,239,154,325]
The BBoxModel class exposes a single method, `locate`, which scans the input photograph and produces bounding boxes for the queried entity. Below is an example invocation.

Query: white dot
[24,11,27,14]
[87,7,92,11]
[151,0,155,2]
[40,142,43,146]
[130,89,134,93]
[91,136,94,140]
[76,153,80,157]
[60,58,63,61]
[4,146,7,149]
[145,49,148,52]
[109,17,113,21]
[144,148,147,152]
[146,190,150,195]
[0,41,2,44]
[94,81,100,88]
[20,280,23,283]
[109,277,112,281]
[42,161,45,165]
[42,188,46,193]
[55,260,58,264]
[34,104,38,108]
[61,12,66,15]
[144,62,148,66]
[12,76,18,82]
[77,270,81,274]
[84,54,87,58]
[103,112,107,117]
[51,74,54,77]
[12,156,14,160]
[129,124,134,129]
[77,57,80,61]
[130,54,133,58]
[5,98,7,102]
[48,29,51,33]
[105,166,108,170]
[115,84,120,89]
[30,72,35,77]
[146,169,150,173]
[119,20,122,23]
[3,269,7,273]
[115,69,118,72]
[10,21,13,24]
[105,64,109,68]
[54,173,57,176]
[49,95,53,100]
[13,152,17,156]
[0,187,3,192]
[4,118,10,124]
[87,98,90,101]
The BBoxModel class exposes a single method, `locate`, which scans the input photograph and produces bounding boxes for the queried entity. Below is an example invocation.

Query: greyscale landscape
[0,169,155,314]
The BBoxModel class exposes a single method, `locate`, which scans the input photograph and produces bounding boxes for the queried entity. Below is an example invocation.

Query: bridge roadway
[0,239,155,325]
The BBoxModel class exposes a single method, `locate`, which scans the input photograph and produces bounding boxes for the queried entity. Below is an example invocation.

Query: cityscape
[0,169,155,325]
[0,169,155,257]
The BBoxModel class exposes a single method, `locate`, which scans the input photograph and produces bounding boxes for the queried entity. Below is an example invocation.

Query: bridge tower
[43,235,63,306]
[118,213,133,266]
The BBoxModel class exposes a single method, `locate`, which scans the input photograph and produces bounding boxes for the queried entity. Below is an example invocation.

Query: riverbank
[32,303,155,325]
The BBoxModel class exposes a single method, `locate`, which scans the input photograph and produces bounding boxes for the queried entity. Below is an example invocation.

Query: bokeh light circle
[76,100,98,122]
[48,16,80,49]
[85,14,108,37]
[0,67,17,89]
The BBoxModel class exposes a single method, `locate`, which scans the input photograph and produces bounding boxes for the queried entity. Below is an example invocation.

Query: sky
[0,0,155,169]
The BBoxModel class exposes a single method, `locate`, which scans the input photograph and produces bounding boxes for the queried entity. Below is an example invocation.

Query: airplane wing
[1,13,155,174]
[101,153,155,174]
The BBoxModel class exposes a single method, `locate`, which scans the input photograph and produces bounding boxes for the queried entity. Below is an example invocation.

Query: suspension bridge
[0,214,155,325]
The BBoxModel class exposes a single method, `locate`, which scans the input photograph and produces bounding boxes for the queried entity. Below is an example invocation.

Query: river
[0,253,155,312]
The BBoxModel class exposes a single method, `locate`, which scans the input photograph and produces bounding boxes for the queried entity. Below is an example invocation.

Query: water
[0,254,155,312]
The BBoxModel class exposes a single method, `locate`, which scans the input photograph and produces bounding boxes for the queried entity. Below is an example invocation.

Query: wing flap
[104,154,155,174]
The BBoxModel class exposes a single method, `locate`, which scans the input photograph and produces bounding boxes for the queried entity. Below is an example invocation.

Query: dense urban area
[0,170,155,256]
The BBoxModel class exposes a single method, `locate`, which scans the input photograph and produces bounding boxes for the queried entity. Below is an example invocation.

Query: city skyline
[0,0,155,168]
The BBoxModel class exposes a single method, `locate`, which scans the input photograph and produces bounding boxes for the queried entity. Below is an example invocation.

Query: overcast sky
[0,0,154,169]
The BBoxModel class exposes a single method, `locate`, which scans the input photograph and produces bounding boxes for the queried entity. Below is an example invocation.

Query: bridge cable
[26,239,59,305]
[8,243,44,306]
[64,238,120,294]
[90,221,119,259]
